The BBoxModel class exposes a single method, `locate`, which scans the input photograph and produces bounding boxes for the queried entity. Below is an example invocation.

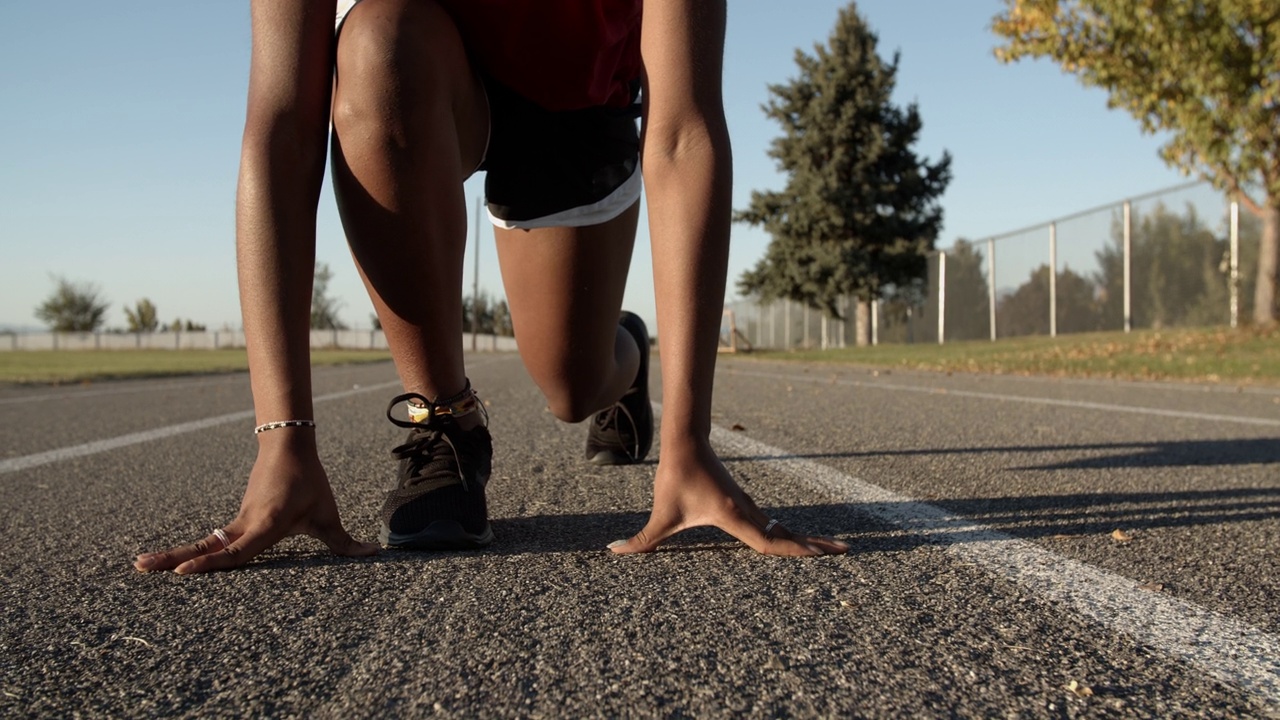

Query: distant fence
[725,181,1261,349]
[0,330,518,352]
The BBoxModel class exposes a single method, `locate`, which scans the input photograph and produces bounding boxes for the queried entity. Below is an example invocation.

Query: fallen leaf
[1110,529,1134,543]
[730,423,747,432]
[1065,680,1094,698]
[1137,582,1164,592]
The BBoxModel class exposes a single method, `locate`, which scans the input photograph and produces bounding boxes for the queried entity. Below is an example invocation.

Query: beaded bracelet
[254,420,316,435]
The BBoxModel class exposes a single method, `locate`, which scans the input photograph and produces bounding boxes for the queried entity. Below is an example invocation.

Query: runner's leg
[330,0,489,405]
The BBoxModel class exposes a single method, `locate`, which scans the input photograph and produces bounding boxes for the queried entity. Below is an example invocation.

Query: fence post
[937,251,947,344]
[769,301,776,349]
[871,299,879,346]
[784,299,791,349]
[1123,200,1132,333]
[838,295,846,348]
[1230,201,1240,329]
[1049,223,1058,338]
[987,238,997,341]
[803,304,810,348]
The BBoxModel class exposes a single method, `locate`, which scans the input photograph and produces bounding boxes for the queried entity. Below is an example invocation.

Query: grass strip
[0,349,392,385]
[749,326,1280,387]
[4,327,1275,387]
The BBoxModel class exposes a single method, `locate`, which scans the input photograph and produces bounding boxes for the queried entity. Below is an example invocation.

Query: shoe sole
[586,449,640,466]
[379,520,494,550]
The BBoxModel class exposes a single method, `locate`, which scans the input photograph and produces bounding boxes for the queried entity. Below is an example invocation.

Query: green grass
[750,325,1280,387]
[5,327,1277,387]
[0,349,392,385]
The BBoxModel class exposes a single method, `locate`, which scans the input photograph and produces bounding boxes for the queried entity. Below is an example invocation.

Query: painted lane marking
[0,381,402,475]
[700,415,1279,709]
[0,363,398,407]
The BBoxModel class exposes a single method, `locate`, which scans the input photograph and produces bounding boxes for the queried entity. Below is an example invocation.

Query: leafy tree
[456,293,514,336]
[35,276,108,332]
[167,318,207,332]
[992,1,1280,325]
[124,298,160,333]
[370,313,382,331]
[491,298,514,337]
[736,2,952,345]
[997,264,1101,337]
[463,292,494,334]
[311,261,348,330]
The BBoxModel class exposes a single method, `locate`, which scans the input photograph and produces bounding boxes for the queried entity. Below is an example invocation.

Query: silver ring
[212,528,230,552]
[763,519,779,538]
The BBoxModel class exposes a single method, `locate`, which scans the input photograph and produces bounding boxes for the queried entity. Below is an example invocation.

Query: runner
[135,0,848,574]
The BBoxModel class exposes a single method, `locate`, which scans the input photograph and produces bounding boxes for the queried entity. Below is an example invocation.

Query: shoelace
[390,426,470,490]
[593,388,641,460]
[387,392,477,491]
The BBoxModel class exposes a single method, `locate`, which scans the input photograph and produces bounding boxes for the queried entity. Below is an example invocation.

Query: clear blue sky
[0,1,1192,333]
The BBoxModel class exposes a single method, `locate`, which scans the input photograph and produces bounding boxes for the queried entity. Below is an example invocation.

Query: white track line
[698,415,1279,709]
[726,368,1280,428]
[0,363,396,407]
[0,376,249,407]
[0,381,402,475]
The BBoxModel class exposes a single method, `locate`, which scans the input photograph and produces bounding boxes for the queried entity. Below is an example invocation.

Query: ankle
[455,408,486,431]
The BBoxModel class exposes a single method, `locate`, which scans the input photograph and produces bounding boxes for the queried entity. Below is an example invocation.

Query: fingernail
[607,539,628,549]
[174,563,191,575]
[135,556,156,570]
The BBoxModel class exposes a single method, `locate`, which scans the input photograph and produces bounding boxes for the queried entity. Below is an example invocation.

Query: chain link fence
[725,181,1259,349]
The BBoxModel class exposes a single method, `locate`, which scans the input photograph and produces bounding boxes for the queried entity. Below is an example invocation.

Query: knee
[331,0,462,134]
[542,373,612,424]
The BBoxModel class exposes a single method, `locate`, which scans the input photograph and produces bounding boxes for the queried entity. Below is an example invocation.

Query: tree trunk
[1254,203,1279,327]
[855,300,872,346]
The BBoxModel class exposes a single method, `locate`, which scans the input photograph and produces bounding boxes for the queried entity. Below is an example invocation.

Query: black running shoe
[379,392,494,550]
[585,311,653,465]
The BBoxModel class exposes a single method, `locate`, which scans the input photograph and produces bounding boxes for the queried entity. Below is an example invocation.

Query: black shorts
[479,77,642,230]
[334,0,642,231]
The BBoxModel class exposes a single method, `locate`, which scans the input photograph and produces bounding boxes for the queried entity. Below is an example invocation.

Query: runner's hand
[609,437,849,556]
[133,431,378,574]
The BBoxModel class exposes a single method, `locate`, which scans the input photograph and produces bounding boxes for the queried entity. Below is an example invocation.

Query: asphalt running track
[1,354,1278,718]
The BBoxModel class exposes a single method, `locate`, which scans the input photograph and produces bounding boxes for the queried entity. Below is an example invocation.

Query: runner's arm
[237,0,335,427]
[638,0,732,442]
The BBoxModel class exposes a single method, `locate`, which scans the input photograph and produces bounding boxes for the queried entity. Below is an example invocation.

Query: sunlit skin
[134,0,848,575]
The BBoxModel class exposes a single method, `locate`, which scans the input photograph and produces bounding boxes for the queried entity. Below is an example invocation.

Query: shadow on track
[229,484,1278,570]
[719,437,1280,470]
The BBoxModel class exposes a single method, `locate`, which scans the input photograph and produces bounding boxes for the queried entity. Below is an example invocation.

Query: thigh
[495,202,640,386]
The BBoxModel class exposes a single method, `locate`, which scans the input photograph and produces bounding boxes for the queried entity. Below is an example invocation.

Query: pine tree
[736,2,952,345]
